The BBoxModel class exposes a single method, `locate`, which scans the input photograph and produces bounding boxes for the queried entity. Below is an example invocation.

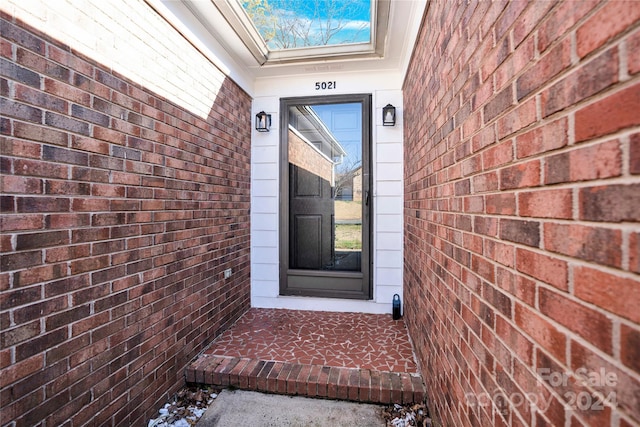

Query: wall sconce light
[255,111,271,132]
[382,104,396,126]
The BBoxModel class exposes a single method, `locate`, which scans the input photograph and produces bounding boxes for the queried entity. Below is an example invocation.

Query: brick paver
[185,308,426,404]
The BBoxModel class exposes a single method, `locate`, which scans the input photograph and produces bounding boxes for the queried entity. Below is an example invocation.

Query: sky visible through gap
[242,0,372,50]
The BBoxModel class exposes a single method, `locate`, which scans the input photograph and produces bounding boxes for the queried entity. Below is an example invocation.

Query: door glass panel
[288,103,362,272]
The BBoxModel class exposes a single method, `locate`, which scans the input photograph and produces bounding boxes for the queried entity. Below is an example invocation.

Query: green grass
[335,224,362,250]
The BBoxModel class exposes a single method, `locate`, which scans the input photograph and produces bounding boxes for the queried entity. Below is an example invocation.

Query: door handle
[365,191,370,206]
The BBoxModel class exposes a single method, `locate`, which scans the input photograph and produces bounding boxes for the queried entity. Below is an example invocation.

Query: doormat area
[202,308,419,373]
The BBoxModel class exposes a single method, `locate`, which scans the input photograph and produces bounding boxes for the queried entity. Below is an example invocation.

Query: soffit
[168,0,426,81]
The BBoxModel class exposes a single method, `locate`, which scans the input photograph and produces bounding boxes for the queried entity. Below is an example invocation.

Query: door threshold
[252,295,392,314]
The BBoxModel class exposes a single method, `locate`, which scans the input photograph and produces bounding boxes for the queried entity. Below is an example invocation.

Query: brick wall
[289,129,333,183]
[0,5,251,426]
[403,1,639,426]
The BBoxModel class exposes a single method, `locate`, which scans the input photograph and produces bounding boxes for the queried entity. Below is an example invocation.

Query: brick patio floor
[185,308,426,404]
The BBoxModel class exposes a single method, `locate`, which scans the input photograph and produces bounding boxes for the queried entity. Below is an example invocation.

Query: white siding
[251,74,404,314]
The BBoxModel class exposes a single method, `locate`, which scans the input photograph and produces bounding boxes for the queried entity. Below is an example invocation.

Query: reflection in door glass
[288,103,362,271]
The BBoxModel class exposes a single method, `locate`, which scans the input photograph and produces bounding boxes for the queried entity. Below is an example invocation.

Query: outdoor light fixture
[382,104,396,126]
[255,111,271,132]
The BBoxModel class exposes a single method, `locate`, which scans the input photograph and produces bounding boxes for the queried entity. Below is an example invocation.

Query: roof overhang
[211,0,391,65]
[151,0,427,84]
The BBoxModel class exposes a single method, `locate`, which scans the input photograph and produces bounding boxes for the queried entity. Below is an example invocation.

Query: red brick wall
[0,14,251,427]
[403,1,639,426]
[289,129,333,182]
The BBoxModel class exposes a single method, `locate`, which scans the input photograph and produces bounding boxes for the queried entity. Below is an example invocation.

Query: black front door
[289,162,334,270]
[280,94,372,299]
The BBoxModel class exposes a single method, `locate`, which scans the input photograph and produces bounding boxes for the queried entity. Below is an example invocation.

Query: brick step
[185,355,426,405]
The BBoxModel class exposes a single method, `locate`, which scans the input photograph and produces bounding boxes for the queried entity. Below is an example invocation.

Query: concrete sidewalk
[197,389,385,426]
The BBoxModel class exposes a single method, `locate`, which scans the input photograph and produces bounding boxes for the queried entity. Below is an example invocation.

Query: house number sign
[315,81,337,90]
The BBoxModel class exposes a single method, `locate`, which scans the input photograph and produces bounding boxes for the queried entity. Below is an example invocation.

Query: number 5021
[315,81,336,90]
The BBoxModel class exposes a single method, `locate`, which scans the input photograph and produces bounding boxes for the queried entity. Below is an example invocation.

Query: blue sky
[292,0,370,21]
[243,0,372,49]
